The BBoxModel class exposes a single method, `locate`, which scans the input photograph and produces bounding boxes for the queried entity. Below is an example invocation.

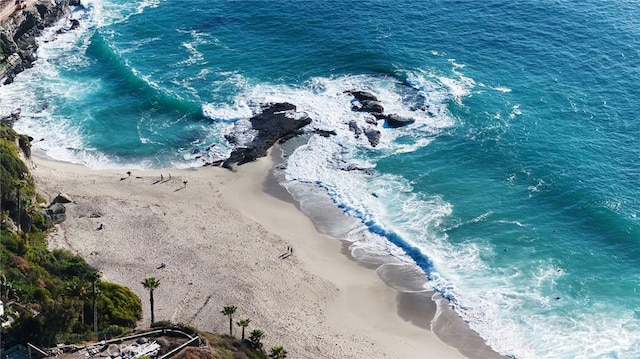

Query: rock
[262,102,296,114]
[365,117,379,125]
[348,120,362,136]
[42,203,66,227]
[222,103,312,170]
[349,119,381,147]
[224,134,237,145]
[352,100,384,115]
[342,163,373,175]
[314,129,336,137]
[0,0,75,85]
[345,90,384,114]
[364,128,381,147]
[0,109,21,126]
[52,192,73,204]
[384,114,415,128]
[345,90,379,102]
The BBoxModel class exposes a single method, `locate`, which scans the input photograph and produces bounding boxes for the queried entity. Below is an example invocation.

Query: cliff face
[0,0,76,84]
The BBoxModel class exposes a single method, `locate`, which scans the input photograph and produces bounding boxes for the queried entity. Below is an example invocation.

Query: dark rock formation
[348,119,380,147]
[42,203,66,227]
[352,100,384,115]
[384,113,415,128]
[364,128,381,147]
[341,163,373,175]
[1,0,80,84]
[348,120,362,136]
[222,103,312,170]
[365,117,379,125]
[52,192,73,204]
[314,129,336,137]
[345,90,385,116]
[0,108,21,126]
[345,90,379,103]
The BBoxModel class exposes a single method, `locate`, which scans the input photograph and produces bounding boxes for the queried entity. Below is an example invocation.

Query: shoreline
[263,148,505,359]
[28,152,480,358]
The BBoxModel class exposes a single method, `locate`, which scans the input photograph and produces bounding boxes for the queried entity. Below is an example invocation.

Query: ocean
[2,0,640,357]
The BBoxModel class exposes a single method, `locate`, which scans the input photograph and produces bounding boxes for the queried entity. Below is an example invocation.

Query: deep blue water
[2,1,640,357]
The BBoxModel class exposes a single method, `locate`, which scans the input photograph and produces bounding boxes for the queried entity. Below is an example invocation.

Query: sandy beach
[30,152,497,359]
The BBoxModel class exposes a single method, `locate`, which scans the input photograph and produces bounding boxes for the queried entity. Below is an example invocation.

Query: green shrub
[97,282,142,328]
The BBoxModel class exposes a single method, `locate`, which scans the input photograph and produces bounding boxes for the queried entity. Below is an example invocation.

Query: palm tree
[86,271,101,338]
[65,278,88,324]
[236,318,250,340]
[269,346,288,359]
[248,329,264,350]
[221,305,237,336]
[141,277,161,325]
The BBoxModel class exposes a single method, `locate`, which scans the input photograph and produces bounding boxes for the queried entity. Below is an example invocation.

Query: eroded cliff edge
[0,0,80,85]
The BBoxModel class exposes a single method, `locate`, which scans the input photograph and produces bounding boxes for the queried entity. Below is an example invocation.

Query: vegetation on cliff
[0,122,142,347]
[0,124,289,358]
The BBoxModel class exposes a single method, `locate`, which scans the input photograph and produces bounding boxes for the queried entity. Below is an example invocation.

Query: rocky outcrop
[364,128,381,147]
[345,90,379,102]
[52,192,73,204]
[384,113,415,128]
[345,89,417,129]
[0,0,79,84]
[41,203,66,227]
[346,90,385,116]
[0,108,21,126]
[221,103,312,170]
[348,119,381,147]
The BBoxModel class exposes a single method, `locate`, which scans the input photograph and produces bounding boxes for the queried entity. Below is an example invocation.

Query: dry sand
[31,153,478,359]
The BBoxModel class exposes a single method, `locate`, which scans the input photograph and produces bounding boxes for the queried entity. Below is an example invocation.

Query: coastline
[30,152,486,358]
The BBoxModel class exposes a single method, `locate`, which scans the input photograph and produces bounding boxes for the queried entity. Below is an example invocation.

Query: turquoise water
[2,0,640,357]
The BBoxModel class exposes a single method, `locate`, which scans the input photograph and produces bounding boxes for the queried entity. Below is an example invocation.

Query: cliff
[0,0,79,84]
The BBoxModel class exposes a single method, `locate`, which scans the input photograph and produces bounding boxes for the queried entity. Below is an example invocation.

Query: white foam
[492,86,512,93]
[88,0,160,28]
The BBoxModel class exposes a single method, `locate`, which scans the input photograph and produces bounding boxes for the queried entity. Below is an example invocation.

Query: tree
[269,345,288,359]
[98,282,142,328]
[65,277,88,324]
[86,271,101,338]
[141,277,160,325]
[248,329,264,350]
[236,318,250,340]
[220,305,237,337]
